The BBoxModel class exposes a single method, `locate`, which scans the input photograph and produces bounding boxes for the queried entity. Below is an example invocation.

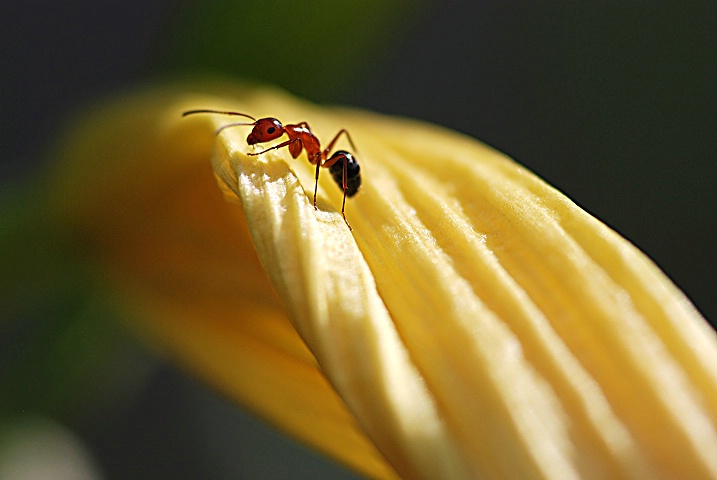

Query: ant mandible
[182,109,361,230]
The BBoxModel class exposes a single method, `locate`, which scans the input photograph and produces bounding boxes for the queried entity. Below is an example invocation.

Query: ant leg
[341,156,352,230]
[313,162,321,209]
[248,137,301,156]
[321,150,346,169]
[319,152,353,229]
[322,129,357,158]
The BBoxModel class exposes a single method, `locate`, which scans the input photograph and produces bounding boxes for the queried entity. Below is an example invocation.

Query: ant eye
[267,127,276,134]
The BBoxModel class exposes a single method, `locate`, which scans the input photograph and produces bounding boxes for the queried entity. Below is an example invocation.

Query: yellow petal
[47,81,717,479]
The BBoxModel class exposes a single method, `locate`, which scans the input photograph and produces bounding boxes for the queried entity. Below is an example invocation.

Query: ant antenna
[215,122,256,135]
[182,109,257,122]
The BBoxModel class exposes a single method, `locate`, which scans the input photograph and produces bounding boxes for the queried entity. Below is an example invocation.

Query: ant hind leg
[323,129,357,157]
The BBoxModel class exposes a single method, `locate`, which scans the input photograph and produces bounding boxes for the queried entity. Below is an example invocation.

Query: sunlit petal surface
[48,82,717,479]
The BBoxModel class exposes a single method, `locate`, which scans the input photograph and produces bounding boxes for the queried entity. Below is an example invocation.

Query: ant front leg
[247,137,302,157]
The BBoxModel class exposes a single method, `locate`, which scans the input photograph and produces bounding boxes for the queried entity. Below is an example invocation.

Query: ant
[182,109,361,230]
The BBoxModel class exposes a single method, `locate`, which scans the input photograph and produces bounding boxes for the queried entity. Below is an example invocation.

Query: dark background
[2,1,715,479]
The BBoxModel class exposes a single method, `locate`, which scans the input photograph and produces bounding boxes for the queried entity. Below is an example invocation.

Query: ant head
[247,118,284,145]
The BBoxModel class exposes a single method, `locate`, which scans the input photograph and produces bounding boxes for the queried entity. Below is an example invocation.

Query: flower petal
[47,82,717,479]
[199,87,717,478]
[341,115,717,478]
[205,107,471,479]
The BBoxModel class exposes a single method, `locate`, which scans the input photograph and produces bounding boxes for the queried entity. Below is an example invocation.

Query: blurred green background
[2,1,715,478]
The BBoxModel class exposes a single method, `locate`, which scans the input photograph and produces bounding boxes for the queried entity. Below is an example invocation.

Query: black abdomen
[328,150,361,197]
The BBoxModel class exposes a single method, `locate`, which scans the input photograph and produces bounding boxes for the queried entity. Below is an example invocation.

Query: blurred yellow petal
[46,81,717,479]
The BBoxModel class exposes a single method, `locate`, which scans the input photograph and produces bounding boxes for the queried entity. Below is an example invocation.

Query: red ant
[182,109,361,230]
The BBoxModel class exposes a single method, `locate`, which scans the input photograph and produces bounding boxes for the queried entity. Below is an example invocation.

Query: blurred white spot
[0,416,103,480]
